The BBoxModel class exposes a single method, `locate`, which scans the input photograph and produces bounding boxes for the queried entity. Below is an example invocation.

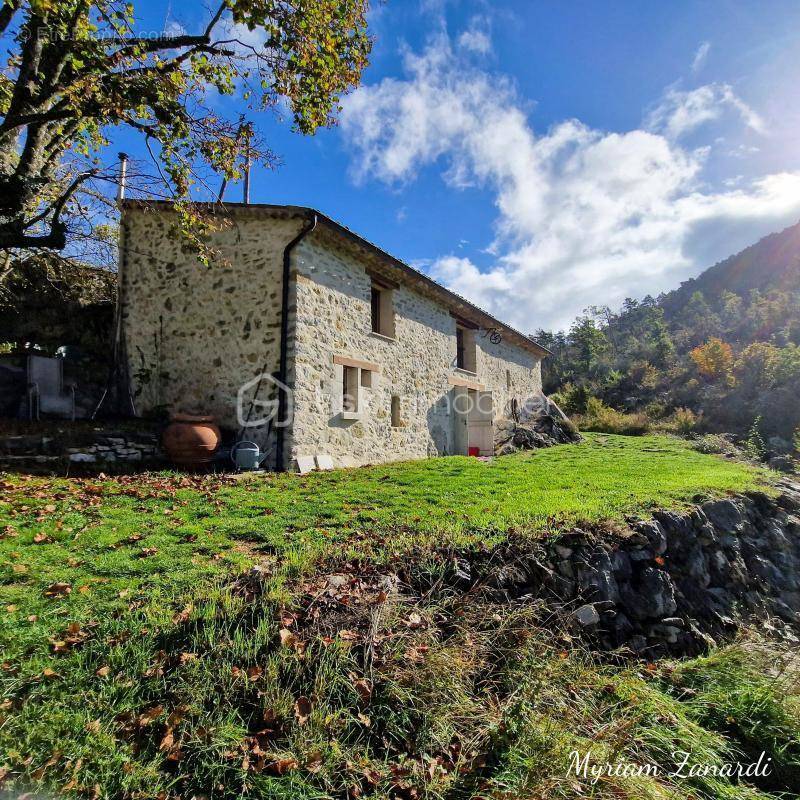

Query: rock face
[494,413,581,455]
[450,480,800,656]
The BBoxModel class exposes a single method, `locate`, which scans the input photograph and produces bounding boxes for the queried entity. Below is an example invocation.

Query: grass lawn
[1,433,792,800]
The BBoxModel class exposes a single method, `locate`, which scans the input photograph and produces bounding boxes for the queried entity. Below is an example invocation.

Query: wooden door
[468,390,494,456]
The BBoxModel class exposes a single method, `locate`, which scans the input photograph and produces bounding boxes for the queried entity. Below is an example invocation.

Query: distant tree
[0,0,372,257]
[569,316,610,378]
[690,337,735,384]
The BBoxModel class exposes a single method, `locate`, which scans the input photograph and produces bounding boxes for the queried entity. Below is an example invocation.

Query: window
[360,368,373,388]
[370,282,395,338]
[455,325,477,372]
[506,369,512,390]
[370,287,381,334]
[391,395,401,427]
[342,366,359,412]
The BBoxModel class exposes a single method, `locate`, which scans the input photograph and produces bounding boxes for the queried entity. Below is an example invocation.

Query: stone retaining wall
[448,481,800,656]
[0,428,164,470]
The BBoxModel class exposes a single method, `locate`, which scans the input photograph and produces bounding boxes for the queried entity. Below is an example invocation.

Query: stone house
[119,202,550,470]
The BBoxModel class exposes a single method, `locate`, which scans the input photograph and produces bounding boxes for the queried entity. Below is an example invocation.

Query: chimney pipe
[116,152,129,203]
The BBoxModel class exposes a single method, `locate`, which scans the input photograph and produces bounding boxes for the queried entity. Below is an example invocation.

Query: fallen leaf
[96,666,111,678]
[294,696,312,725]
[306,751,324,773]
[352,679,372,701]
[406,612,424,629]
[159,729,175,751]
[137,705,164,726]
[266,757,298,775]
[44,582,71,598]
[279,628,297,647]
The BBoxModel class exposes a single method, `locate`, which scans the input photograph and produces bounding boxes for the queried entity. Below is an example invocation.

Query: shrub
[694,433,740,458]
[576,397,651,435]
[744,415,767,460]
[662,407,701,436]
[794,427,800,454]
[551,383,590,416]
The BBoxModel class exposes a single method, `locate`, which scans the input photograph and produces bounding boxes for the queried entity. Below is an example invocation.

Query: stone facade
[121,204,546,470]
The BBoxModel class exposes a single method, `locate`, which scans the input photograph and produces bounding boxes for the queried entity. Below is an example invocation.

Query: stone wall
[121,207,304,462]
[449,481,800,656]
[0,426,164,471]
[122,207,544,471]
[289,228,543,467]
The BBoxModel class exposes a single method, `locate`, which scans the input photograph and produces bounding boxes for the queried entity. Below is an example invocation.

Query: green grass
[0,434,783,799]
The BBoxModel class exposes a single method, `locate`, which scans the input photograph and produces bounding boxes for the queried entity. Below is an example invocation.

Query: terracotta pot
[162,413,221,467]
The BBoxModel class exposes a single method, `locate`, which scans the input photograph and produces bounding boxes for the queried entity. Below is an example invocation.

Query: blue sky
[113,0,800,331]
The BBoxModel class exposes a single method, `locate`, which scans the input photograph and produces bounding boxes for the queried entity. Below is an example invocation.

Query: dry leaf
[352,679,372,701]
[294,696,312,725]
[44,582,71,598]
[266,757,298,776]
[406,612,423,629]
[306,751,323,773]
[278,628,297,647]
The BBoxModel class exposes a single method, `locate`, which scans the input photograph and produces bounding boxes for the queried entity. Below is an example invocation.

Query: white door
[452,386,469,455]
[468,390,494,455]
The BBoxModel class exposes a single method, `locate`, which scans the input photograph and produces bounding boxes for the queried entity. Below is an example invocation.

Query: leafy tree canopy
[0,0,372,257]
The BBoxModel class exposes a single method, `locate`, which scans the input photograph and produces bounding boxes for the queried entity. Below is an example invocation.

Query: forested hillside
[536,221,800,446]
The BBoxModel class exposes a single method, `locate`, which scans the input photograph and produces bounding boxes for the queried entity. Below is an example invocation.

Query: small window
[342,365,359,412]
[370,282,395,338]
[370,287,381,333]
[360,369,373,388]
[455,325,476,372]
[391,395,401,427]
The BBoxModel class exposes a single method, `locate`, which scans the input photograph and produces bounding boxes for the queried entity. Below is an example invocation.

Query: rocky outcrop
[494,413,581,455]
[446,481,800,656]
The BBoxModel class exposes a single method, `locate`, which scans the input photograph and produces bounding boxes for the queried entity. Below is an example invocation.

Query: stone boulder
[494,412,581,455]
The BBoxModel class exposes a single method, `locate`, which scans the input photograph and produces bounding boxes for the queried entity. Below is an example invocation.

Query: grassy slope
[1,434,793,800]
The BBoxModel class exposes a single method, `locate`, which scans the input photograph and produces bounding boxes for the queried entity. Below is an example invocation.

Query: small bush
[660,407,701,436]
[744,415,767,460]
[694,433,741,458]
[551,383,590,416]
[576,397,651,435]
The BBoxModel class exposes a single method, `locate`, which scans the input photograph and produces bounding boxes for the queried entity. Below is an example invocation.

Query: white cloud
[340,35,800,331]
[457,17,491,54]
[692,41,711,73]
[646,83,765,140]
